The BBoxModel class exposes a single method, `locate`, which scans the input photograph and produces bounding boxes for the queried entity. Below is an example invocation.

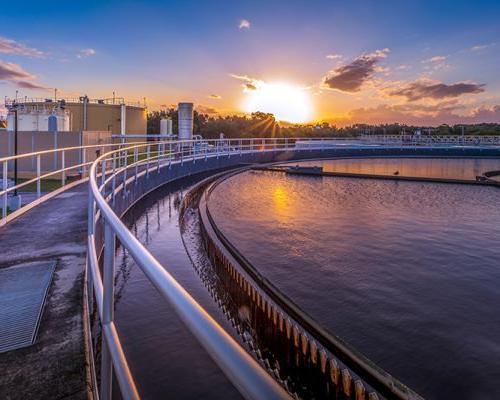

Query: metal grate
[0,261,55,353]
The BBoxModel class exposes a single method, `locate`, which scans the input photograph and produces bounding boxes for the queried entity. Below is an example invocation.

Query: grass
[16,178,63,193]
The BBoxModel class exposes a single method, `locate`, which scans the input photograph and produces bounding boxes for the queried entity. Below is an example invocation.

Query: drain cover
[0,261,56,353]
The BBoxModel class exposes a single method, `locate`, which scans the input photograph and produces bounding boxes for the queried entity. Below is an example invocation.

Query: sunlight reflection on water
[209,157,500,399]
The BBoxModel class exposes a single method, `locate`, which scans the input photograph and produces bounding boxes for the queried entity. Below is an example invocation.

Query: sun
[243,82,312,123]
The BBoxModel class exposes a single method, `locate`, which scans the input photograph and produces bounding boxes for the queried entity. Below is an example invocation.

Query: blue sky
[1,0,499,125]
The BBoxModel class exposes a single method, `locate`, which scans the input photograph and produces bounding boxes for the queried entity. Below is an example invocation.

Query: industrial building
[4,96,147,134]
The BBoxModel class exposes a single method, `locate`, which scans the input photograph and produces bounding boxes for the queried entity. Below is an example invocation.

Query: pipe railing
[6,136,499,398]
[360,134,500,146]
[0,141,149,226]
[87,138,305,400]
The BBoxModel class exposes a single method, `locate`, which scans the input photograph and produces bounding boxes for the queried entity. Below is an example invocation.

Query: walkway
[0,184,88,400]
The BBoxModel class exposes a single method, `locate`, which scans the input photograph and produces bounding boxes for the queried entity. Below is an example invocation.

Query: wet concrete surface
[0,185,88,400]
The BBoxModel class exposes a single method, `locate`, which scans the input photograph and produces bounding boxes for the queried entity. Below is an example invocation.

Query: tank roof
[5,96,146,109]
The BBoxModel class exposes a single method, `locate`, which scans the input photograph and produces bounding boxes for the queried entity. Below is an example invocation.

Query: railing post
[101,220,116,400]
[2,161,7,221]
[87,187,95,236]
[134,147,138,185]
[61,150,66,187]
[157,143,162,173]
[101,159,107,189]
[36,155,41,199]
[146,145,150,177]
[169,143,172,169]
[122,162,128,199]
[112,153,116,204]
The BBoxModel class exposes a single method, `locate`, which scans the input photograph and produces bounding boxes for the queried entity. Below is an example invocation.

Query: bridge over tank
[0,138,499,400]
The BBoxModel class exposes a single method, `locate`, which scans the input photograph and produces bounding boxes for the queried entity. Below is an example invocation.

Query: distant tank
[6,104,70,132]
[160,118,173,136]
[178,102,193,141]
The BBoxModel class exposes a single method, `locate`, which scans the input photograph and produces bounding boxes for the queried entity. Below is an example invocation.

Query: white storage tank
[160,118,173,135]
[178,102,193,141]
[7,107,70,132]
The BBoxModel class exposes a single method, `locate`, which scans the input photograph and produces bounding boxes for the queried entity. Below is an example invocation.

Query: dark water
[208,158,500,400]
[113,177,242,399]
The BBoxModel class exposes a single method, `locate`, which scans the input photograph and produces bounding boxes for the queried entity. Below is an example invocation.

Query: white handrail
[87,139,294,400]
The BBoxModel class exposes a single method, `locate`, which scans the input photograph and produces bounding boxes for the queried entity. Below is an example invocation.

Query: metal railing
[87,138,308,400]
[0,141,143,226]
[360,134,500,146]
[6,136,499,398]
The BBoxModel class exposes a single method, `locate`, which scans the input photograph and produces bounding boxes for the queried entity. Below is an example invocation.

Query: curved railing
[5,136,499,399]
[86,138,310,400]
[0,141,139,226]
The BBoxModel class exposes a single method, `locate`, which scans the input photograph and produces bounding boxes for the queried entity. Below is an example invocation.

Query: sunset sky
[1,0,499,126]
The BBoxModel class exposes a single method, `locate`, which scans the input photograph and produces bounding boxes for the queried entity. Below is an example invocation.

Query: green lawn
[16,178,63,193]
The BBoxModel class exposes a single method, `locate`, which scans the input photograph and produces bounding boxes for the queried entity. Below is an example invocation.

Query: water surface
[208,157,500,399]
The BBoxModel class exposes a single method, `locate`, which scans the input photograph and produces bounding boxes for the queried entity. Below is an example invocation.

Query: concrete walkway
[0,184,88,400]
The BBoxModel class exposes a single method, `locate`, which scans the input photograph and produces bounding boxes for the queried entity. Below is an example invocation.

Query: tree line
[147,109,500,137]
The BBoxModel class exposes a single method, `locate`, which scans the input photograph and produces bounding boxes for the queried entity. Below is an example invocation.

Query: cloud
[77,48,96,58]
[340,103,500,126]
[386,79,485,101]
[239,19,250,29]
[0,60,47,90]
[0,61,36,81]
[422,55,447,63]
[396,64,411,70]
[0,36,45,57]
[208,94,222,99]
[326,54,342,60]
[196,105,218,114]
[470,43,495,51]
[230,73,261,91]
[322,48,390,92]
[15,80,48,89]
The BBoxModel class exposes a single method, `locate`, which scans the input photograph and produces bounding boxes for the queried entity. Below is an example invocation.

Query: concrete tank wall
[7,102,147,134]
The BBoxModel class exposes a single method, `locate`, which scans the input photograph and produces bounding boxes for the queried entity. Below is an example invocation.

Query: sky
[1,0,499,126]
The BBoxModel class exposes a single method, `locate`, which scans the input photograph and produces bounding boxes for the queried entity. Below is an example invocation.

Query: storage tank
[7,107,70,132]
[178,102,193,141]
[160,118,173,135]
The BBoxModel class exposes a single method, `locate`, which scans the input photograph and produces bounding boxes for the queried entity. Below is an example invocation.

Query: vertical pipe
[101,221,115,400]
[120,104,126,136]
[36,155,41,199]
[82,148,86,178]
